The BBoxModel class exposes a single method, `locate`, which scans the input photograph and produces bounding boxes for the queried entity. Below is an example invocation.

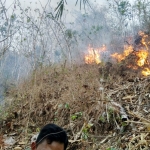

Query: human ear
[31,142,36,150]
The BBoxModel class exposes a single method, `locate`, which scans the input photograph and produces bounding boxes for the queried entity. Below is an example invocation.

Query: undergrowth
[0,63,150,150]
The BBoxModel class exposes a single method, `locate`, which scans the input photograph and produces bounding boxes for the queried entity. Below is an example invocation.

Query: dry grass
[0,135,4,149]
[0,63,150,150]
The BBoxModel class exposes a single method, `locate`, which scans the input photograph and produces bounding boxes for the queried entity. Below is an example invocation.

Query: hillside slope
[0,64,150,150]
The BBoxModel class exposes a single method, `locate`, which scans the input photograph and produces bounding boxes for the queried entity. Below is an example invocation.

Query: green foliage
[65,29,77,39]
[27,17,31,23]
[10,14,16,22]
[71,112,82,120]
[71,114,78,120]
[64,103,69,109]
[118,1,130,16]
[99,116,106,123]
[36,127,40,132]
[82,123,93,140]
[81,130,88,140]
[121,121,128,127]
[54,118,58,121]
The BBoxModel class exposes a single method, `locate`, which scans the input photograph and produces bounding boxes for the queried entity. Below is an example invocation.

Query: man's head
[31,123,68,150]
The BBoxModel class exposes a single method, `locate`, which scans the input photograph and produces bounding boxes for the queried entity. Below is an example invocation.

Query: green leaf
[99,116,105,123]
[71,115,77,120]
[65,103,69,109]
[27,17,30,23]
[82,132,88,140]
[36,128,40,132]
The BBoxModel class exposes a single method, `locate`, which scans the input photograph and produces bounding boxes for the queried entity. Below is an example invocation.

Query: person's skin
[31,139,64,150]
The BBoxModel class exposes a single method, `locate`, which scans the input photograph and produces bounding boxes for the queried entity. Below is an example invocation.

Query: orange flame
[139,31,149,50]
[136,50,148,67]
[111,45,133,62]
[110,31,150,76]
[85,45,106,64]
[137,31,150,76]
[142,68,150,76]
[85,32,150,76]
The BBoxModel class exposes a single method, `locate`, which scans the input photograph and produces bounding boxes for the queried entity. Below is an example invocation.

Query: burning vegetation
[84,31,150,76]
[85,45,106,64]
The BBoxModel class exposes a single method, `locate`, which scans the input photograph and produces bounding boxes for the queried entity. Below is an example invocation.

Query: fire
[84,31,150,76]
[142,68,150,76]
[136,50,150,76]
[139,31,149,50]
[110,32,150,76]
[136,31,150,76]
[84,45,106,64]
[111,45,133,62]
[136,50,148,67]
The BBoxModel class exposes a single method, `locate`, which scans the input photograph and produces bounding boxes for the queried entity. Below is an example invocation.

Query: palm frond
[55,0,64,20]
[55,0,90,20]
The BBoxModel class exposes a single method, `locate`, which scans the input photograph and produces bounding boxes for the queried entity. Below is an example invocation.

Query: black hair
[36,123,68,150]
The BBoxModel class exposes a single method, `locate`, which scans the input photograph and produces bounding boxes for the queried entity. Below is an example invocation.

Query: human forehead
[36,140,64,150]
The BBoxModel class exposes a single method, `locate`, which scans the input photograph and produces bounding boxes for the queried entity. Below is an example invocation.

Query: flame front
[111,45,133,62]
[136,50,150,76]
[84,31,150,76]
[110,32,150,76]
[136,50,148,67]
[139,31,149,50]
[85,45,106,64]
[142,68,150,76]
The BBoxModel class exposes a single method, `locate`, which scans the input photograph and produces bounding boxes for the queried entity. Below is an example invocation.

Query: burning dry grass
[0,63,150,149]
[84,31,150,77]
